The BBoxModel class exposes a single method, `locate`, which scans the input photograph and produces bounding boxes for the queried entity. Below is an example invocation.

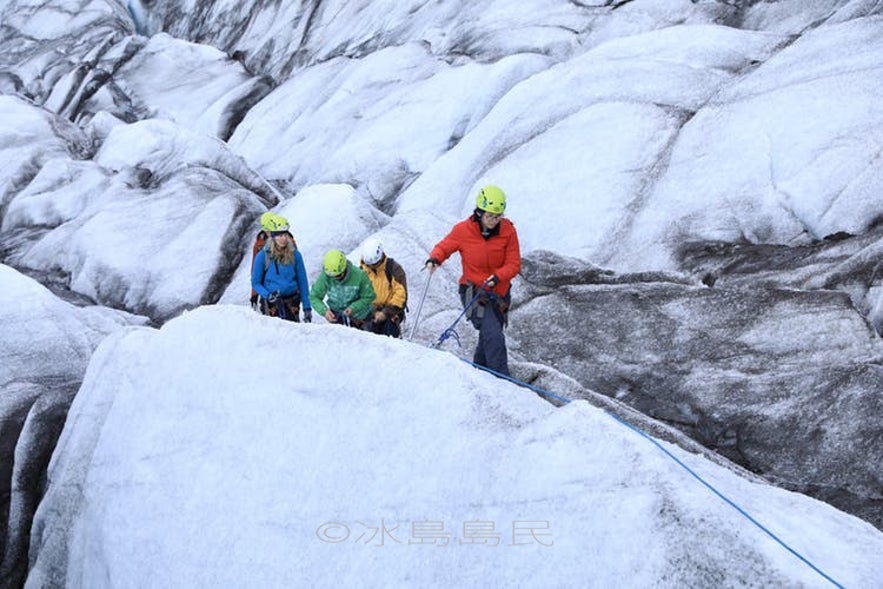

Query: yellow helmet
[266,214,290,233]
[475,185,506,215]
[259,211,277,232]
[323,249,348,277]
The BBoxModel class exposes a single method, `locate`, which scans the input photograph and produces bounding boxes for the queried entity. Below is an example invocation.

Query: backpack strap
[384,258,394,283]
[385,257,408,312]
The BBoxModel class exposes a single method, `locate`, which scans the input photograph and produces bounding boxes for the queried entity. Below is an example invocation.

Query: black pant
[365,315,402,338]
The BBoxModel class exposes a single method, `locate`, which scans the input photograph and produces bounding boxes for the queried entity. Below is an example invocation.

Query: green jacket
[309,262,376,321]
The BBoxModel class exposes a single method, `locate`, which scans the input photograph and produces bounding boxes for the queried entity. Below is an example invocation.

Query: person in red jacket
[426,185,521,376]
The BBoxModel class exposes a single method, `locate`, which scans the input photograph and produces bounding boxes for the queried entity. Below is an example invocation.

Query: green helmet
[475,185,506,215]
[266,214,290,233]
[323,249,348,277]
[260,211,277,232]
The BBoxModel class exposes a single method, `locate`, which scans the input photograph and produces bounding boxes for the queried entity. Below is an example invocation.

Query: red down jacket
[430,216,521,296]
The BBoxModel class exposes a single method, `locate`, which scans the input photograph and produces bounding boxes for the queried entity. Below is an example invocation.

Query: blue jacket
[252,246,311,310]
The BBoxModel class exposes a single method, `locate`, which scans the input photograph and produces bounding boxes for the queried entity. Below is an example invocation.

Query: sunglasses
[270,231,288,237]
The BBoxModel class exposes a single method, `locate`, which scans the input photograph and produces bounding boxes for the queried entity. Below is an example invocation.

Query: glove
[267,291,280,304]
[303,309,312,323]
[425,257,440,271]
[486,274,499,288]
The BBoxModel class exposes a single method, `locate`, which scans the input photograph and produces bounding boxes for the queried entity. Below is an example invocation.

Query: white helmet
[361,237,384,265]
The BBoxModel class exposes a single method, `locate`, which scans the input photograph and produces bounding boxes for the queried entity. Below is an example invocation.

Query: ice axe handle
[407,269,433,341]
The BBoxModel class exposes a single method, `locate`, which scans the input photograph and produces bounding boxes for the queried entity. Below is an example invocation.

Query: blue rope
[462,359,845,588]
[432,287,488,349]
[457,359,572,405]
[435,326,462,348]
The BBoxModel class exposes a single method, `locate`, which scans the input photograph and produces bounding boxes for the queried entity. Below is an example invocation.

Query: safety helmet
[475,185,506,215]
[259,211,277,232]
[361,237,384,266]
[267,214,290,233]
[323,249,348,277]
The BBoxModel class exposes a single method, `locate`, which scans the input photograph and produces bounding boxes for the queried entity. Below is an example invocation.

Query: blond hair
[268,235,294,265]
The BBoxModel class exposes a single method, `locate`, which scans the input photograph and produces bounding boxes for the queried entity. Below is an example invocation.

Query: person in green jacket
[309,249,376,328]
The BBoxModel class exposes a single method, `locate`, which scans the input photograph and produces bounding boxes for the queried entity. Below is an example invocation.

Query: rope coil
[432,281,490,349]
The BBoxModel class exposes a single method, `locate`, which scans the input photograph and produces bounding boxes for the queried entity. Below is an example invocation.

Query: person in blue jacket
[251,214,312,322]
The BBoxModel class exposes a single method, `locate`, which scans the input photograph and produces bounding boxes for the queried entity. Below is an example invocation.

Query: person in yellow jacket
[359,237,407,338]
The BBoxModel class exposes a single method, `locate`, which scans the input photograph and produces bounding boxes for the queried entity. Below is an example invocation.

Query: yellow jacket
[360,256,407,316]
